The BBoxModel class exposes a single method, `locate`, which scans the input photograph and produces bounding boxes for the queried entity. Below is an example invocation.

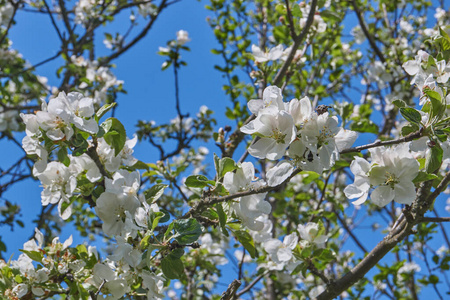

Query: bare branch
[235,273,267,297]
[99,0,171,65]
[420,217,450,223]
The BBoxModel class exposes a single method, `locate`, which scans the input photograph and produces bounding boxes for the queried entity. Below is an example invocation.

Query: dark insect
[316,105,331,115]
[307,151,314,162]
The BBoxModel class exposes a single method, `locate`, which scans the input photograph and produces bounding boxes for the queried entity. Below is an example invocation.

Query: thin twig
[339,129,423,154]
[273,0,318,86]
[235,272,267,297]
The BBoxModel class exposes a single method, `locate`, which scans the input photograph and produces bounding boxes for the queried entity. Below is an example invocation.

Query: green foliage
[100,117,127,156]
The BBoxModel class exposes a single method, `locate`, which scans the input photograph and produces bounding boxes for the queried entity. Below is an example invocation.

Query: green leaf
[174,218,202,244]
[161,253,184,279]
[128,160,149,171]
[320,10,341,22]
[213,182,229,196]
[96,102,116,120]
[101,117,126,156]
[20,250,43,263]
[429,274,439,284]
[151,211,165,231]
[275,3,286,14]
[140,234,152,249]
[76,244,88,260]
[319,248,335,261]
[424,89,444,120]
[77,283,90,299]
[350,120,379,134]
[216,203,228,236]
[145,184,168,203]
[299,171,320,184]
[57,147,70,167]
[159,208,171,223]
[400,107,422,124]
[233,230,257,258]
[425,144,443,173]
[438,27,450,51]
[392,99,407,108]
[164,222,174,238]
[300,246,312,258]
[401,124,419,136]
[219,157,237,178]
[413,171,438,183]
[185,175,215,188]
[14,274,23,283]
[290,262,307,276]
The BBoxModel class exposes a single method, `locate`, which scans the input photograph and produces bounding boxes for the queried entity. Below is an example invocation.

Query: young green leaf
[145,184,168,203]
[185,175,215,188]
[400,107,422,124]
[232,230,257,258]
[174,218,202,244]
[101,117,127,156]
[425,144,443,173]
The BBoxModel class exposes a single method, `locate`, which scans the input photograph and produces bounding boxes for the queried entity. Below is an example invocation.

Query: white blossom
[176,30,190,45]
[263,233,298,266]
[251,44,284,63]
[241,106,296,160]
[298,222,328,248]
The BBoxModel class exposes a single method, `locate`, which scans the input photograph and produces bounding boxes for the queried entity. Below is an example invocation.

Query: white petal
[266,161,294,186]
[371,186,395,207]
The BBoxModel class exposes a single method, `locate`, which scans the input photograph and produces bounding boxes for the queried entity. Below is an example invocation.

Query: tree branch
[273,0,318,86]
[420,217,450,223]
[235,272,267,297]
[220,279,241,300]
[99,0,170,65]
[339,129,423,154]
[317,171,450,299]
[182,168,302,219]
[351,0,386,63]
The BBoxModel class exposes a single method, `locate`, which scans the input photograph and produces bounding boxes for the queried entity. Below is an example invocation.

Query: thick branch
[220,279,241,300]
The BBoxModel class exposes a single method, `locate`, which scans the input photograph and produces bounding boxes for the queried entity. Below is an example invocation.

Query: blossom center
[271,129,287,144]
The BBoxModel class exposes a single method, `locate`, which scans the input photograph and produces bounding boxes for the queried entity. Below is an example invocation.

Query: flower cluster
[403,48,450,105]
[345,144,420,207]
[17,91,169,298]
[241,86,356,173]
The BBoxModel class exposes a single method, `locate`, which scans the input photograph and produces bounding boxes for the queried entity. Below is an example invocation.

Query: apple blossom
[263,233,298,266]
[298,222,328,248]
[345,144,420,207]
[251,44,284,63]
[241,106,296,160]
